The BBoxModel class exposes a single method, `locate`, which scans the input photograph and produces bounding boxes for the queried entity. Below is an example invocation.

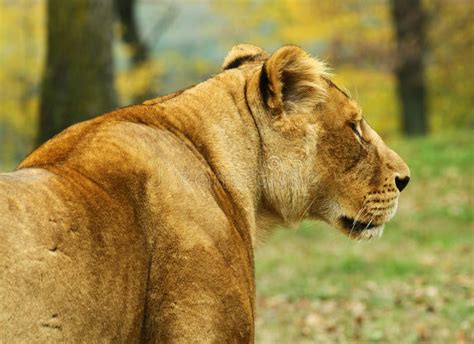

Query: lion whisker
[349,205,368,240]
[297,193,319,224]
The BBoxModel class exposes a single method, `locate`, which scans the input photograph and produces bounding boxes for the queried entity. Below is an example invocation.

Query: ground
[255,130,473,343]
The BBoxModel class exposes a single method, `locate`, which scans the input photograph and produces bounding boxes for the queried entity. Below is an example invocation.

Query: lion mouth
[339,215,379,232]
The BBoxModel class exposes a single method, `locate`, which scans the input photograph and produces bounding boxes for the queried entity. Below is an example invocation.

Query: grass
[255,130,474,343]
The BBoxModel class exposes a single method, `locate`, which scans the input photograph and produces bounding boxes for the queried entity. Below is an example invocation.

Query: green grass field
[255,131,474,343]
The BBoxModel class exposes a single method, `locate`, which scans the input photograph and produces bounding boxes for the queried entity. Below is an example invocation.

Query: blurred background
[0,0,472,342]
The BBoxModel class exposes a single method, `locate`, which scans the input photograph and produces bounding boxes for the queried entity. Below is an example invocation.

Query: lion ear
[261,45,329,116]
[222,44,269,70]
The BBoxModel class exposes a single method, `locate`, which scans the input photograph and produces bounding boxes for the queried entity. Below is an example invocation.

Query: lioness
[0,44,409,342]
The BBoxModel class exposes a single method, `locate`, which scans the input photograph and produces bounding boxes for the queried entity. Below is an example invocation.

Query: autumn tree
[114,0,177,104]
[114,0,154,103]
[114,0,148,65]
[38,0,117,145]
[391,0,428,136]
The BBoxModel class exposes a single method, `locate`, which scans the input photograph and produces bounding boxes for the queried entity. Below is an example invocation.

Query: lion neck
[245,68,320,237]
[153,69,263,246]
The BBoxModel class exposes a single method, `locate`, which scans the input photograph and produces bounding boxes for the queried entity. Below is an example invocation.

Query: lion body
[0,45,409,342]
[1,75,257,342]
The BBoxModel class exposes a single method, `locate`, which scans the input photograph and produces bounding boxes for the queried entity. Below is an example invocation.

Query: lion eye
[349,121,362,138]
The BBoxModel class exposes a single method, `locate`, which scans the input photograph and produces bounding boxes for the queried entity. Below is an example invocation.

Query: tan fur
[0,44,409,342]
[221,43,269,70]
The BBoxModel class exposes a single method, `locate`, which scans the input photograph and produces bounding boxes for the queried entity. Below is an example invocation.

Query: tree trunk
[390,0,428,136]
[38,0,117,145]
[114,0,148,65]
[114,0,157,103]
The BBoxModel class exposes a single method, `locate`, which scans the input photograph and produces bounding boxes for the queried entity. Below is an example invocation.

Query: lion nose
[395,176,410,192]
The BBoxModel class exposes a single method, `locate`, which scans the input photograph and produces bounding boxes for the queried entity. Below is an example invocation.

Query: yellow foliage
[116,58,163,104]
[0,0,45,167]
[424,0,474,129]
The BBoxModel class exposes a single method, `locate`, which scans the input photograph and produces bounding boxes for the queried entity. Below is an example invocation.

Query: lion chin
[337,200,399,240]
[338,216,386,240]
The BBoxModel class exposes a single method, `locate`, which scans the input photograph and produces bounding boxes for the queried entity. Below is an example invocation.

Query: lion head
[223,44,410,240]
